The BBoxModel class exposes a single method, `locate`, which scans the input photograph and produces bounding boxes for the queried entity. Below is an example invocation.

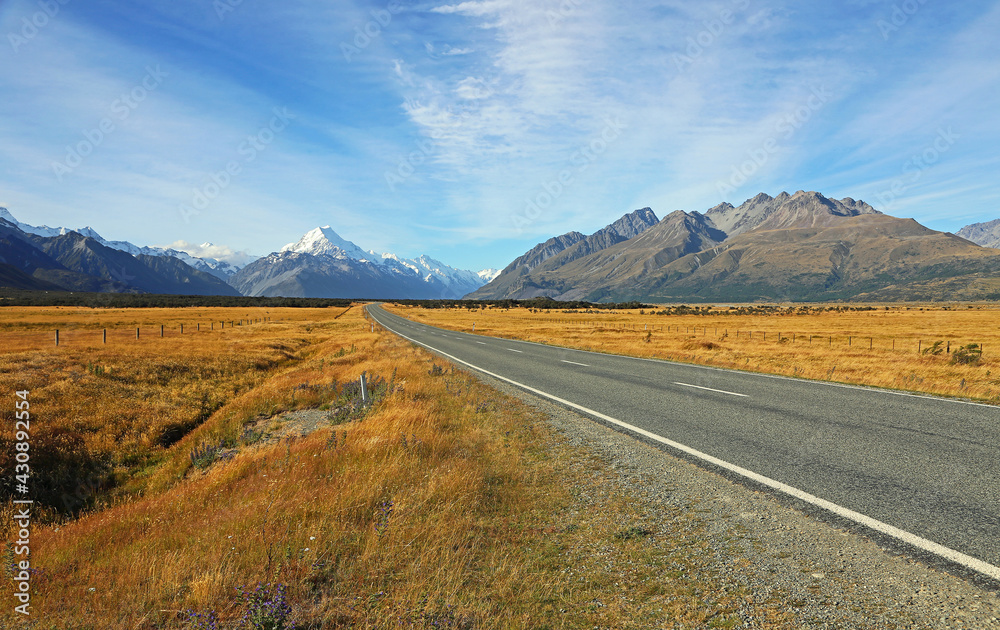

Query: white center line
[561,360,590,367]
[674,382,748,398]
[476,342,487,345]
[507,349,523,353]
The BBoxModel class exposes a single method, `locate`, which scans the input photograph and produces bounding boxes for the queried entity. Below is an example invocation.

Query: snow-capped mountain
[0,207,252,280]
[281,226,377,262]
[271,226,493,298]
[0,208,498,299]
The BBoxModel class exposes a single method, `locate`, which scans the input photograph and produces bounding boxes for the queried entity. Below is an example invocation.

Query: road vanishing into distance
[366,304,1000,583]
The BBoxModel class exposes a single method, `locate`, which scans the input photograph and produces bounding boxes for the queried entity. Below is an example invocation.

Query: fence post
[103,329,107,344]
[918,340,921,354]
[160,325,164,338]
[55,329,59,346]
[181,324,184,334]
[869,338,872,350]
[137,327,140,340]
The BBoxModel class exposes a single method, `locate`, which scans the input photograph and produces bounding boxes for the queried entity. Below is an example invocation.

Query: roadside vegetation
[2,305,807,628]
[384,302,1000,403]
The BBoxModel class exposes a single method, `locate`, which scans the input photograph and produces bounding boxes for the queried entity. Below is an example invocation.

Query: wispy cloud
[1,0,998,272]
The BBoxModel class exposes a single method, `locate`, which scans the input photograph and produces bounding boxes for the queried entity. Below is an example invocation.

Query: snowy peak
[281,226,376,262]
[478,268,501,282]
[279,225,496,297]
[0,207,19,225]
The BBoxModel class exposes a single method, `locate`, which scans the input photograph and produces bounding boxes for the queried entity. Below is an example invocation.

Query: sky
[1,0,999,272]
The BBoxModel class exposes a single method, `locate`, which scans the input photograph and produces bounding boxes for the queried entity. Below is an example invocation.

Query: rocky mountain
[704,191,881,237]
[957,219,1000,249]
[231,226,493,299]
[0,217,240,295]
[469,208,660,300]
[0,207,249,280]
[473,191,1000,303]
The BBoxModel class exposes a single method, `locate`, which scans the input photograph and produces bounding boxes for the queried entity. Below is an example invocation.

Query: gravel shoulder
[478,373,1000,629]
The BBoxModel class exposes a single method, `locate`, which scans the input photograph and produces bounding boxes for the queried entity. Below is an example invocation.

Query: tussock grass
[0,307,340,519]
[386,303,1000,402]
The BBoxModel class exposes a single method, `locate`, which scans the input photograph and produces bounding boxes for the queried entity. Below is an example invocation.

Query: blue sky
[1,0,998,271]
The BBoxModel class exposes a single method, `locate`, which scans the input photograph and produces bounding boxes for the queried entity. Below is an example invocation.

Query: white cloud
[163,240,259,266]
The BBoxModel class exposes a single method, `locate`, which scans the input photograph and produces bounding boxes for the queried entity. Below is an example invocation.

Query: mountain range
[0,216,241,296]
[0,208,498,299]
[470,191,1000,303]
[231,226,497,299]
[3,196,999,302]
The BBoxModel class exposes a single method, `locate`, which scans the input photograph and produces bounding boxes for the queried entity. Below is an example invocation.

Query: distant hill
[471,191,1000,303]
[957,219,1000,249]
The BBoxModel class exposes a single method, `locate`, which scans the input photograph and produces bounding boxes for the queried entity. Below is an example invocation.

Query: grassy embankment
[1,305,800,628]
[384,303,1000,402]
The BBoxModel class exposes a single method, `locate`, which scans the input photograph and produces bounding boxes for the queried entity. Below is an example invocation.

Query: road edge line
[367,305,1000,583]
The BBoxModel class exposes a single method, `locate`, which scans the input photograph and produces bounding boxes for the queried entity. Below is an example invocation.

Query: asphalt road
[366,304,1000,582]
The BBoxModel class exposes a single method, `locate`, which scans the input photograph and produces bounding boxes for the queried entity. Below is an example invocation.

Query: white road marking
[506,348,523,353]
[674,382,748,398]
[366,306,1000,583]
[476,342,487,345]
[561,360,590,367]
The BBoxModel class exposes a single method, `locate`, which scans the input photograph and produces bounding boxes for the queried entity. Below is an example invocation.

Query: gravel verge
[477,373,1000,630]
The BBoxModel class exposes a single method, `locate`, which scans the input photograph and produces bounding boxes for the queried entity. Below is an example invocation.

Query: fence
[8,317,273,349]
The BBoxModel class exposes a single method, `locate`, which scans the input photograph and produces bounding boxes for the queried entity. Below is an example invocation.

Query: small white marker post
[360,371,368,404]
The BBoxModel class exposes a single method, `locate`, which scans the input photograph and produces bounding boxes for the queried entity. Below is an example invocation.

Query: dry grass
[0,307,346,519]
[384,303,1000,403]
[0,305,808,629]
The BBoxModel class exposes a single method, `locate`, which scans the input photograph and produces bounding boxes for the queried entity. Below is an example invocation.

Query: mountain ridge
[470,192,1000,303]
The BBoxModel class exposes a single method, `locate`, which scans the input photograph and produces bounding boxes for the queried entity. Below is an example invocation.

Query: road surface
[366,304,1000,583]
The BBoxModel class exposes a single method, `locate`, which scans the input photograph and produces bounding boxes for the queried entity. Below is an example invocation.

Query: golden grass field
[384,303,1000,403]
[1,304,810,628]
